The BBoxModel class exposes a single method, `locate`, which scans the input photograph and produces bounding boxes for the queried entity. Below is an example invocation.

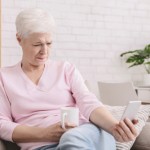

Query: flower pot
[143,74,150,85]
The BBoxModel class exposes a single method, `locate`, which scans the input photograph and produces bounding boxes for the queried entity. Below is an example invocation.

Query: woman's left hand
[112,118,138,142]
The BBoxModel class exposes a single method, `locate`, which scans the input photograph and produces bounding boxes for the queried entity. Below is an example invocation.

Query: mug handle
[62,112,67,129]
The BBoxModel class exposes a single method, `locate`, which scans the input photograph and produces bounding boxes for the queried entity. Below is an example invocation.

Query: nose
[40,44,48,54]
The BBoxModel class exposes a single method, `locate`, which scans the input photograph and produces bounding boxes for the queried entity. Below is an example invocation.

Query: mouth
[36,57,47,62]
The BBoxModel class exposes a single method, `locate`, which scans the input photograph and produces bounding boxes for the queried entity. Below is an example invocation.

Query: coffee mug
[61,107,79,129]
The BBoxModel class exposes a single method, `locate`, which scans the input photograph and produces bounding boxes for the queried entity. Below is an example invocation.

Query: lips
[36,57,47,61]
[37,57,46,59]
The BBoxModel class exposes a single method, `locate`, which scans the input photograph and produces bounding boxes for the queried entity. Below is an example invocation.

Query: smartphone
[121,101,141,121]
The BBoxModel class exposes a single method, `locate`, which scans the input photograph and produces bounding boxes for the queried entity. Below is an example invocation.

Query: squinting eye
[47,43,52,46]
[33,44,42,47]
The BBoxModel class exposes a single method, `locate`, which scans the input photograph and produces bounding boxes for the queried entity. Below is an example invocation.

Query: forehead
[25,33,52,42]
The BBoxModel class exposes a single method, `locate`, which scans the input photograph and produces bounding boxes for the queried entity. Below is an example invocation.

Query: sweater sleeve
[65,62,104,121]
[0,79,19,142]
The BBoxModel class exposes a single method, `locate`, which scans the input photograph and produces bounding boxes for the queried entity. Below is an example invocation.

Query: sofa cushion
[106,105,150,150]
[131,122,150,150]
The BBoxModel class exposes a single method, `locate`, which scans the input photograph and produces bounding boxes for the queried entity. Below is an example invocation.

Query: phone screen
[121,101,141,120]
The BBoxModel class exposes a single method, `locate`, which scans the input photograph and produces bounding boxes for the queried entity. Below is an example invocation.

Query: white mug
[61,107,79,129]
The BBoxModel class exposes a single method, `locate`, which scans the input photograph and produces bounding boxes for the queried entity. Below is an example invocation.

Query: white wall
[2,0,150,83]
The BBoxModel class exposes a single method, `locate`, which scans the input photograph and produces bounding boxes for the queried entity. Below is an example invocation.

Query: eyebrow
[33,41,52,44]
[33,42,41,44]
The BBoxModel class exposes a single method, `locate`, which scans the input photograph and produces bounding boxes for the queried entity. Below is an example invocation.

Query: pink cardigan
[0,60,102,150]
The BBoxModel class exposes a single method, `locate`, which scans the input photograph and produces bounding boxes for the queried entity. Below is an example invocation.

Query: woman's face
[17,33,52,66]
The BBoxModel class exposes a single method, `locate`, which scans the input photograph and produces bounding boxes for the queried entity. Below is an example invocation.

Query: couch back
[85,80,139,106]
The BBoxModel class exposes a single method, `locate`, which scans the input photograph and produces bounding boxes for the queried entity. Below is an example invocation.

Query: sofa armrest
[0,140,6,150]
[0,139,20,150]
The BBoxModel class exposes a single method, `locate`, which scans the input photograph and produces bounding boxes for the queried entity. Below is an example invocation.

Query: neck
[21,62,45,72]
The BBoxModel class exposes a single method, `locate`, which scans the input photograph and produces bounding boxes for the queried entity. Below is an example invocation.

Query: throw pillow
[105,105,150,150]
[0,140,6,150]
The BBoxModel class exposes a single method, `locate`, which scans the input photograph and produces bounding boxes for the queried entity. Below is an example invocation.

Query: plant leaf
[120,49,142,57]
[126,55,144,63]
[144,62,150,65]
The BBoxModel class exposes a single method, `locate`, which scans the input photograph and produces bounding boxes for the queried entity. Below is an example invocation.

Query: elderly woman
[0,9,138,150]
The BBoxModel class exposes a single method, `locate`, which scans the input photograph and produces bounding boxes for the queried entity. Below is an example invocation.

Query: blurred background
[2,0,150,83]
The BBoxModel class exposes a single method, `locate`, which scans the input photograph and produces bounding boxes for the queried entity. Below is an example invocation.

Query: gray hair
[16,8,55,38]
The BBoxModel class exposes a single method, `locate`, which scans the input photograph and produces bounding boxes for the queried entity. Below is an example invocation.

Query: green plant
[120,44,150,74]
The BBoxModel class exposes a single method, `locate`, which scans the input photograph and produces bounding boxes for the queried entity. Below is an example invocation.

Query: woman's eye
[47,43,52,46]
[33,44,42,47]
[33,42,52,47]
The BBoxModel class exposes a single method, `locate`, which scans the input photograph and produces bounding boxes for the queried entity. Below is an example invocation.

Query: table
[134,85,150,104]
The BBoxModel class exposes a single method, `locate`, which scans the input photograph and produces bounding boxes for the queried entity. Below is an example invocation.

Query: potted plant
[120,44,150,85]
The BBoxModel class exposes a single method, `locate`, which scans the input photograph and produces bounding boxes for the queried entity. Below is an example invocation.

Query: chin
[38,61,47,65]
[32,61,45,67]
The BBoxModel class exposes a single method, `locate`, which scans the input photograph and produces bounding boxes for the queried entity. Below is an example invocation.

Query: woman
[0,8,138,150]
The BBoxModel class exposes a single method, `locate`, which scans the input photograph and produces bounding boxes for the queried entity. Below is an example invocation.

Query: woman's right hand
[43,122,76,142]
[12,122,76,143]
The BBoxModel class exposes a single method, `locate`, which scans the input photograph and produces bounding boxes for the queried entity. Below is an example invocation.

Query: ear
[16,33,22,45]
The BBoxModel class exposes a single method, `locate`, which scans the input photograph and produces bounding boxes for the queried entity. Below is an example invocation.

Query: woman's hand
[89,106,138,143]
[112,118,138,142]
[12,122,76,143]
[43,122,76,142]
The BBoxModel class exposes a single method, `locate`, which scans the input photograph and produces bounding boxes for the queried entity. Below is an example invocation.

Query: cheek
[23,47,39,57]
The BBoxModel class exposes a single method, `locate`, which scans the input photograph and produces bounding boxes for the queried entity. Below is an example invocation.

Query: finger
[116,124,129,142]
[113,128,124,142]
[65,122,77,129]
[124,118,138,137]
[56,122,67,132]
[56,122,64,128]
[119,120,135,141]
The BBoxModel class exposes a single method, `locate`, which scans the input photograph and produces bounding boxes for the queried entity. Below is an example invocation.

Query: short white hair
[16,8,55,38]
